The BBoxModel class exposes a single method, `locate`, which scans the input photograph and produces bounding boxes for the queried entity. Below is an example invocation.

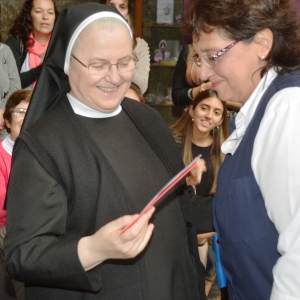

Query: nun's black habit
[4,4,213,300]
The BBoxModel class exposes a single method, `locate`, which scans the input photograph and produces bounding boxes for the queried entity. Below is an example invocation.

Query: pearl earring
[192,118,194,122]
[260,56,265,60]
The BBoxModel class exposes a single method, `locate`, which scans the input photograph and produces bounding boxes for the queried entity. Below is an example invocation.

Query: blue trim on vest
[213,72,300,300]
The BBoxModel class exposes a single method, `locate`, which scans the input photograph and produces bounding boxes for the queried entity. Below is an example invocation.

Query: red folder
[121,154,202,233]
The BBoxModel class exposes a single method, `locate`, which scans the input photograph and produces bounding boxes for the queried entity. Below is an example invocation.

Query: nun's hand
[186,158,207,187]
[78,207,155,271]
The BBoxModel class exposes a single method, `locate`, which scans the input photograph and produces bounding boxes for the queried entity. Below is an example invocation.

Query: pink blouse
[0,138,12,226]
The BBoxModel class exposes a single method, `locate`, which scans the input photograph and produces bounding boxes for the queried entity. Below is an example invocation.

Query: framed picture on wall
[156,0,174,24]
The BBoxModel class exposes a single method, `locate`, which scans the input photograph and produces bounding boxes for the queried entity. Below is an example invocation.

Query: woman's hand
[197,232,217,245]
[78,207,155,271]
[186,158,207,187]
[199,81,212,92]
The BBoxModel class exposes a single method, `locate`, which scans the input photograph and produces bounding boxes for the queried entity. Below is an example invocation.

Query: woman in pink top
[0,89,31,300]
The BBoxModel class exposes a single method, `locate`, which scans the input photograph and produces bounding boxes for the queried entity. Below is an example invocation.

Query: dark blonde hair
[3,90,32,133]
[129,82,145,103]
[170,90,229,194]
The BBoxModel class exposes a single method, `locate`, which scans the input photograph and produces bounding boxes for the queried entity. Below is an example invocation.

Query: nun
[4,3,213,299]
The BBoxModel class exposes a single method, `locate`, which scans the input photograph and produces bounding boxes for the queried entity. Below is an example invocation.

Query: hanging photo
[156,0,174,24]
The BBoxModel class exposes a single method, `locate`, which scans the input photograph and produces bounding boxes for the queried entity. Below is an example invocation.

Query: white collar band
[67,93,122,118]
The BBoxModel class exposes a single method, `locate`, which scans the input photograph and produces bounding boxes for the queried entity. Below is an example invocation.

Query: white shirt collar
[2,135,14,156]
[222,67,278,155]
[67,93,122,118]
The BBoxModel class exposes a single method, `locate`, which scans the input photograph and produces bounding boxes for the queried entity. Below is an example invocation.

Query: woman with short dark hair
[185,0,300,299]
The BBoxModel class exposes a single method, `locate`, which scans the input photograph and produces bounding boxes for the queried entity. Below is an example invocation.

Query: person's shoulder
[261,73,300,124]
[0,140,10,160]
[0,140,5,152]
[179,44,190,55]
[0,43,7,50]
[5,36,22,54]
[0,43,14,55]
[25,101,69,137]
[135,37,149,49]
[122,98,165,123]
[5,35,19,45]
[123,97,156,113]
[269,84,300,108]
[270,72,300,103]
[182,44,190,51]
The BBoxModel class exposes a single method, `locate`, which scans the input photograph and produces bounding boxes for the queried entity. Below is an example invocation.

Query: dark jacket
[5,97,213,299]
[171,45,193,106]
[6,35,42,88]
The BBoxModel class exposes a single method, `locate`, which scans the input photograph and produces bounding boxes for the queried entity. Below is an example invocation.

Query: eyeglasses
[191,40,240,69]
[71,54,138,76]
[12,108,27,117]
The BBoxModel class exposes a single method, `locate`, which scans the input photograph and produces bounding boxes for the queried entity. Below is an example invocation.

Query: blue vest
[213,72,300,300]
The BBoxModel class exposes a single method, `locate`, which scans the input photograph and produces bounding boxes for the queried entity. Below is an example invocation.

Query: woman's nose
[42,12,49,20]
[105,64,121,84]
[197,62,214,83]
[205,110,212,119]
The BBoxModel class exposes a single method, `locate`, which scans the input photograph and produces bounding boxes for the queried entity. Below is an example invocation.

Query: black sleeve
[4,141,102,292]
[171,45,193,106]
[6,36,42,89]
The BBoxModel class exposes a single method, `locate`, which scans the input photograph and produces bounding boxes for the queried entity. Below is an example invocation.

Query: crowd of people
[0,0,299,300]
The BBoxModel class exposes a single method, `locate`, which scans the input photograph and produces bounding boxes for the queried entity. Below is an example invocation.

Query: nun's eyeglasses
[191,40,240,69]
[71,54,138,76]
[12,108,27,117]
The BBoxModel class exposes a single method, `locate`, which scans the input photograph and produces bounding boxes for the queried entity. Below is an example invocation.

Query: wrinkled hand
[78,207,155,271]
[186,158,207,187]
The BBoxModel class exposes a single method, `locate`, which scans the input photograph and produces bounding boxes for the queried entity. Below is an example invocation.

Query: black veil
[21,3,124,131]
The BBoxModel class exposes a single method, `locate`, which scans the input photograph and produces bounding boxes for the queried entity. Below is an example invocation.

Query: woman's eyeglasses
[12,108,27,117]
[191,40,240,69]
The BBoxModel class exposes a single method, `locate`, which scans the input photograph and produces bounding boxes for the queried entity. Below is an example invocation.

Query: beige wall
[0,0,94,42]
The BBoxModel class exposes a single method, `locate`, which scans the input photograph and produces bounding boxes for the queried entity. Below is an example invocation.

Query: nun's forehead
[64,12,132,75]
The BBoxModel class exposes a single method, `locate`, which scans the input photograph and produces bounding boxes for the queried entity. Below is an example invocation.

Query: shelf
[147,103,174,107]
[151,63,177,68]
[143,23,182,28]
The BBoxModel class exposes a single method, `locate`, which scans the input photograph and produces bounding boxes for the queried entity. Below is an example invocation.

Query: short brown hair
[183,0,300,76]
[3,90,32,133]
